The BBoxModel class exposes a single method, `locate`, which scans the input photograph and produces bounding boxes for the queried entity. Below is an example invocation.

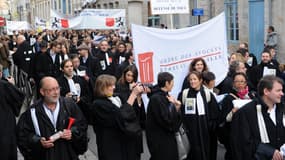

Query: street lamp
[8,10,11,21]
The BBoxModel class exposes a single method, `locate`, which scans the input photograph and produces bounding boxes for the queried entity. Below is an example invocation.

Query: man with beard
[249,50,281,90]
[17,77,88,160]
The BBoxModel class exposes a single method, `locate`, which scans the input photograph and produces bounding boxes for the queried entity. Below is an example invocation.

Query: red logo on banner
[138,52,154,83]
[0,17,6,27]
[105,18,115,27]
[61,19,69,28]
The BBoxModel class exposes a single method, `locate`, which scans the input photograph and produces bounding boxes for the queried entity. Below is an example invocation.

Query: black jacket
[79,55,100,83]
[34,49,61,82]
[12,41,35,76]
[17,97,88,160]
[91,96,142,160]
[0,80,25,160]
[146,89,182,160]
[57,75,93,122]
[94,50,116,76]
[231,97,285,160]
[177,87,220,160]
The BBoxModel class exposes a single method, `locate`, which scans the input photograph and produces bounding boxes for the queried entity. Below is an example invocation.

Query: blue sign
[192,8,204,16]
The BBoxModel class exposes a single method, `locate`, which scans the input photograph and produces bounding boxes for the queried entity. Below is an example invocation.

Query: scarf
[237,86,249,99]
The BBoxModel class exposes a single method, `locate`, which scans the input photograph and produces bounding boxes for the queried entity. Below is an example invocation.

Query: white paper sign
[232,99,252,109]
[263,67,276,76]
[150,0,189,14]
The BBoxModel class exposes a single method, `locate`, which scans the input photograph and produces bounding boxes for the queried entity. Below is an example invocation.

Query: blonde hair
[94,74,116,97]
[229,52,246,64]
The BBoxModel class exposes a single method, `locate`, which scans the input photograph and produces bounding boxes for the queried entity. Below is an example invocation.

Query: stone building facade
[11,0,285,63]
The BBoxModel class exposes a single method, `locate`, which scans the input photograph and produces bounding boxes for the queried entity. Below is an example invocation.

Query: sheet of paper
[232,99,252,109]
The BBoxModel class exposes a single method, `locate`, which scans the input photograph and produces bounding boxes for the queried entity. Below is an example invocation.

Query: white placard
[232,99,252,109]
[263,67,276,76]
[150,0,189,14]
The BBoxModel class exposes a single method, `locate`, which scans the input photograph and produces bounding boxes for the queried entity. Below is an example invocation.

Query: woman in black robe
[181,58,209,91]
[114,65,147,159]
[178,71,220,160]
[91,74,145,160]
[219,72,256,160]
[146,72,182,160]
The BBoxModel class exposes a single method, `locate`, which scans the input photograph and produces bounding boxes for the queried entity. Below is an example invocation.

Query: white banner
[132,12,228,97]
[6,21,32,35]
[35,17,48,32]
[150,0,189,14]
[50,9,81,30]
[50,9,125,30]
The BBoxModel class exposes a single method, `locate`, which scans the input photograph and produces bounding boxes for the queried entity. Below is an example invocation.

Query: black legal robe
[177,87,220,160]
[146,89,182,160]
[57,74,93,123]
[0,80,25,160]
[231,97,285,160]
[16,97,88,160]
[114,81,146,156]
[91,96,142,160]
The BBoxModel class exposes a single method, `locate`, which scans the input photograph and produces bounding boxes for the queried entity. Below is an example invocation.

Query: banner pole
[170,14,174,29]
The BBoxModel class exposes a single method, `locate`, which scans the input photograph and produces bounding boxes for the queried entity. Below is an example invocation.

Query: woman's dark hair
[232,72,248,82]
[189,58,209,73]
[124,51,133,60]
[157,72,174,88]
[202,71,216,84]
[118,65,138,84]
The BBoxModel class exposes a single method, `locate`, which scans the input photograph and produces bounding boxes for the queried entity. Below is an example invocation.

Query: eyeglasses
[43,86,60,93]
[234,81,246,84]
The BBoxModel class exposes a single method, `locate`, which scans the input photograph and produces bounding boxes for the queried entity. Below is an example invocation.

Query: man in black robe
[0,73,25,160]
[231,75,285,160]
[12,35,35,77]
[16,76,88,160]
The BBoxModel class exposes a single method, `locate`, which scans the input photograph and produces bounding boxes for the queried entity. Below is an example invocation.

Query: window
[68,0,71,14]
[62,0,66,14]
[148,15,160,27]
[115,1,119,8]
[109,3,113,9]
[225,0,239,41]
[103,3,107,9]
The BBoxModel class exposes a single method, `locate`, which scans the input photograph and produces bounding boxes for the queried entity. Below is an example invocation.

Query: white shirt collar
[43,100,60,130]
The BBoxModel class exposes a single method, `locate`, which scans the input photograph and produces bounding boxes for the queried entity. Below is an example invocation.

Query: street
[19,126,226,160]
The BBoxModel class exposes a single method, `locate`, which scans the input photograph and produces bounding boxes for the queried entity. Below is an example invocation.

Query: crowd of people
[0,26,284,160]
